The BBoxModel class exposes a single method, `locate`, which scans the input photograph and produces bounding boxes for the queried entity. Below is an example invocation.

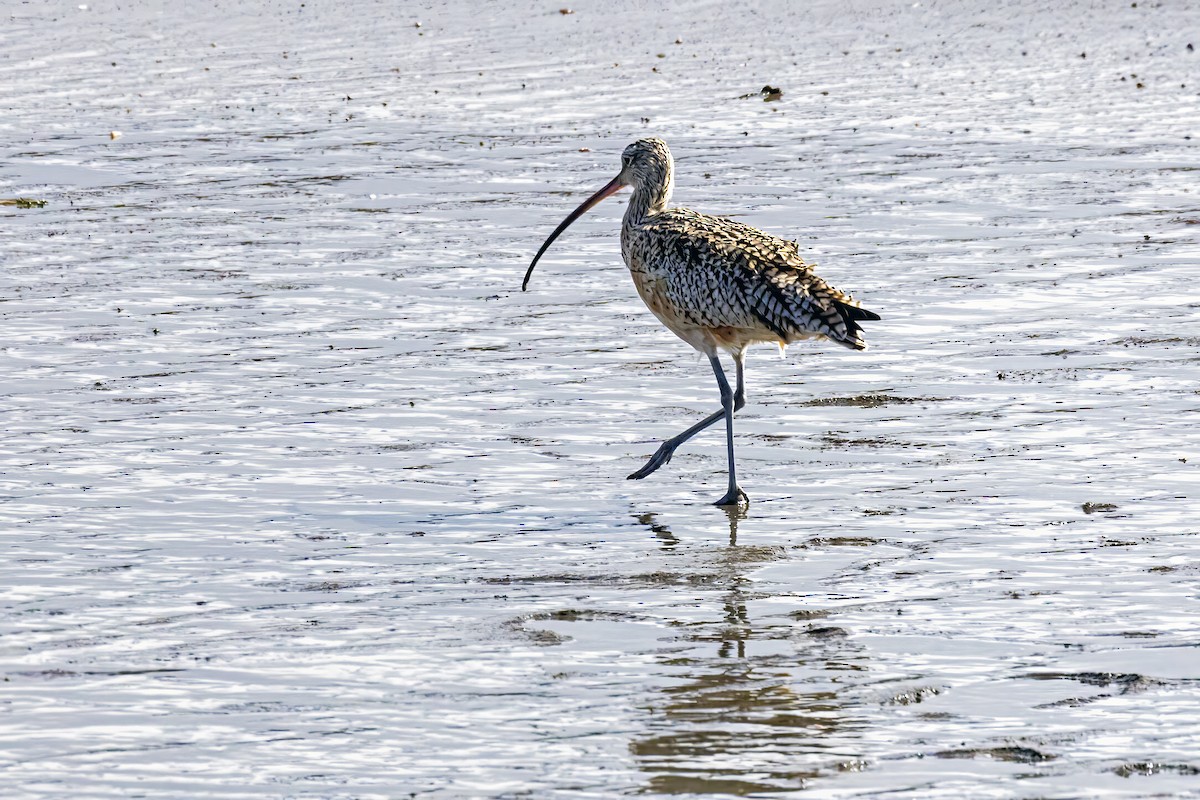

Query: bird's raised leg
[628,350,747,484]
[709,353,749,506]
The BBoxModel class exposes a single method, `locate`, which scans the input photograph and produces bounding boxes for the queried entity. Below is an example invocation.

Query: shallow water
[3,0,1200,797]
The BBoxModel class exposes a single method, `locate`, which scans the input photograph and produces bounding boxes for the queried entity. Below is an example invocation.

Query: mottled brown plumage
[524,137,879,506]
[624,205,875,355]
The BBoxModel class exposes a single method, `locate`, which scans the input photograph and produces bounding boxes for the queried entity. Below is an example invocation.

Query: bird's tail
[835,300,881,351]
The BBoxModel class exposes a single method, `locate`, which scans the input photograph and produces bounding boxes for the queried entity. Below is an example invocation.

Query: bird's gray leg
[627,409,724,480]
[710,353,749,507]
[731,349,747,412]
[627,350,748,483]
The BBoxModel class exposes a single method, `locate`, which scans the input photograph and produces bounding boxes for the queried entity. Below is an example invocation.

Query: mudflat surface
[2,1,1199,797]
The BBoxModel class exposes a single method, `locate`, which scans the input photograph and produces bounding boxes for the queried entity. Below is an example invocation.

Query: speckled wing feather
[631,208,880,350]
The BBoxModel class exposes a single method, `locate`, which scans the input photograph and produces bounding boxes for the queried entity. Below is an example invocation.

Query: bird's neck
[624,182,672,225]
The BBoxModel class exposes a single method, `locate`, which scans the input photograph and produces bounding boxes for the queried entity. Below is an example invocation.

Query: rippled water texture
[3,0,1200,797]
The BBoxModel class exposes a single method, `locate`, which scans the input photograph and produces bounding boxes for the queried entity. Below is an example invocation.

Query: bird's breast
[627,258,672,317]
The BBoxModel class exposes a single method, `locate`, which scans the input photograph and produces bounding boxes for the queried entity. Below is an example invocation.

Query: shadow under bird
[523,137,879,506]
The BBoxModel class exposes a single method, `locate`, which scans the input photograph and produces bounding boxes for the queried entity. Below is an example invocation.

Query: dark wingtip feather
[835,300,878,351]
[841,304,881,322]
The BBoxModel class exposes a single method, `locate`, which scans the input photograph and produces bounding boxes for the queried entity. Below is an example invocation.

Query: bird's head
[616,137,674,201]
[522,138,675,291]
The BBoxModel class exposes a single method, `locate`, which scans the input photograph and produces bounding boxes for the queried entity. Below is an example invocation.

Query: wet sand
[3,0,1199,797]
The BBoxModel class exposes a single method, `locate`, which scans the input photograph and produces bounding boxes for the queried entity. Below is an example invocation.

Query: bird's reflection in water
[635,511,679,549]
[719,503,746,546]
[631,506,855,795]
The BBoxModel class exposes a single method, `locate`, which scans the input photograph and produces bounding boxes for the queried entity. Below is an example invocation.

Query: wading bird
[523,138,879,506]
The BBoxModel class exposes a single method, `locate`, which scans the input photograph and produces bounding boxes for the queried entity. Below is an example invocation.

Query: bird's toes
[627,462,657,480]
[713,487,750,507]
[628,448,673,480]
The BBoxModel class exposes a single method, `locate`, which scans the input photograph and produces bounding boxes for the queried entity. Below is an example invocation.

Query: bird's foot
[627,443,675,480]
[713,486,749,507]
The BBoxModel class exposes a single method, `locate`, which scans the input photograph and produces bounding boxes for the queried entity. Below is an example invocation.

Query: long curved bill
[522,174,626,291]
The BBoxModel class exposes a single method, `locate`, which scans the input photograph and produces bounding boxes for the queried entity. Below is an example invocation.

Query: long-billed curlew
[523,138,879,506]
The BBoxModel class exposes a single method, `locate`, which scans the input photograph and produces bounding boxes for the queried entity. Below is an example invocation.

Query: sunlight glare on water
[2,0,1199,798]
